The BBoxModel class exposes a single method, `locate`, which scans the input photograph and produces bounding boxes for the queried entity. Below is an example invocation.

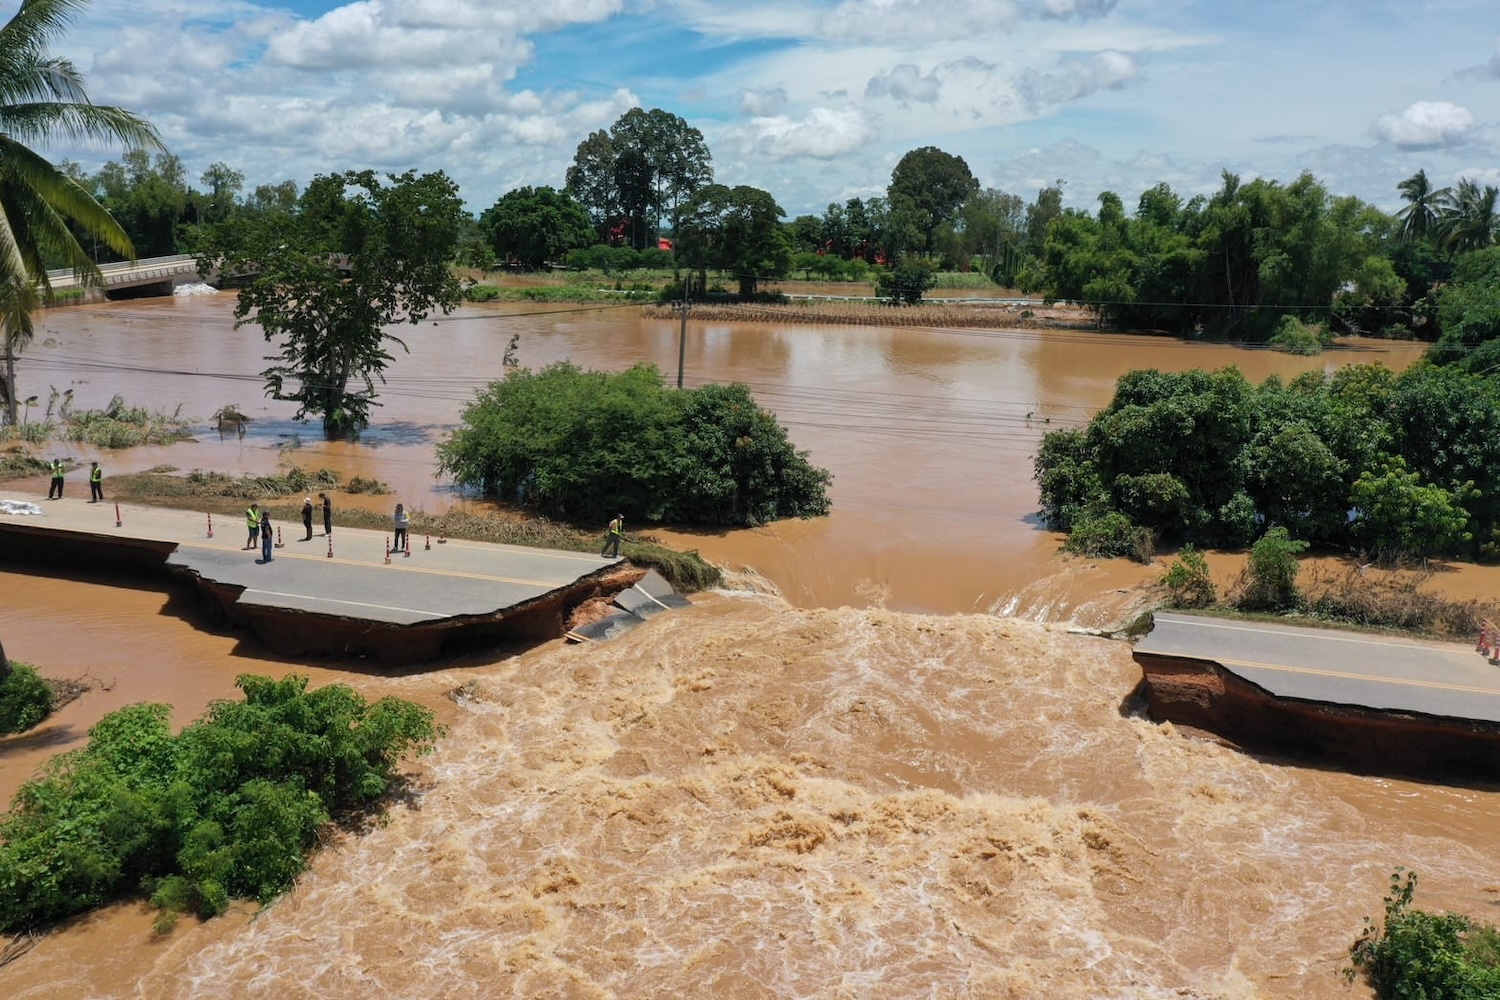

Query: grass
[0,445,50,481]
[1160,562,1499,642]
[109,467,723,593]
[465,283,660,303]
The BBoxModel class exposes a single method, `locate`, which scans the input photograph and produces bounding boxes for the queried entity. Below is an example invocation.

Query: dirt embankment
[1136,651,1500,779]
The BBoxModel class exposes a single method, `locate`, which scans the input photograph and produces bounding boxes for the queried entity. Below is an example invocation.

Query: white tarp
[0,499,44,516]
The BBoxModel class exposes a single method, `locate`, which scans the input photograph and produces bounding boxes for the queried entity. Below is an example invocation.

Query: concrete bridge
[44,254,202,300]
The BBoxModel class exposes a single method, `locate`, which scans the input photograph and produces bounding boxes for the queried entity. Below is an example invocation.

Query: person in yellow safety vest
[89,461,103,502]
[601,513,624,558]
[244,503,261,550]
[47,458,64,499]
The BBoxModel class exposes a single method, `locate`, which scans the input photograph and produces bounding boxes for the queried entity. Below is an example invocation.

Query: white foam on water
[173,281,218,296]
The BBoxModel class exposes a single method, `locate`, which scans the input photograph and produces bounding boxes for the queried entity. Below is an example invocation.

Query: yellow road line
[1218,656,1500,698]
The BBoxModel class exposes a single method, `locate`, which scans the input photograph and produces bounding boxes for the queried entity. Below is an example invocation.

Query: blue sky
[39,0,1500,216]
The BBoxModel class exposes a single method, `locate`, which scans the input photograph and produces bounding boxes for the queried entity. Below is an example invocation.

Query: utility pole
[677,277,689,389]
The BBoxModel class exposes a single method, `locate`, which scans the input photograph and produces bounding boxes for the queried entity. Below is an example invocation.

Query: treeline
[1024,169,1498,342]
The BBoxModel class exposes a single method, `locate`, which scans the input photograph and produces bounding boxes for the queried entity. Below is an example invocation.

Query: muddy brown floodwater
[3,292,1497,998]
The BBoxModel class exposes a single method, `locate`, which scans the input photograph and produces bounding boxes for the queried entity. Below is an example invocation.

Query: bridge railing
[44,254,198,286]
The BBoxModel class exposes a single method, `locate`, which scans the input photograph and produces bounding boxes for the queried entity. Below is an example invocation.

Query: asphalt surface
[1137,612,1500,723]
[0,491,620,625]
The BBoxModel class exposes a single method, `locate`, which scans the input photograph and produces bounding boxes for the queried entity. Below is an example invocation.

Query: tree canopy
[478,185,594,269]
[675,184,791,298]
[437,362,831,527]
[564,107,712,249]
[196,169,464,439]
[1035,362,1499,562]
[888,146,979,253]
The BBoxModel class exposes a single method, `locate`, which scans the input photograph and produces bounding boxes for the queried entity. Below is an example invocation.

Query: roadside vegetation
[1158,537,1498,641]
[0,675,439,933]
[1347,869,1500,997]
[437,361,832,529]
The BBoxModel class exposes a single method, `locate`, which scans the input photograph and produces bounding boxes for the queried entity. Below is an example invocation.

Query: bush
[877,257,937,305]
[1267,315,1330,355]
[1348,869,1500,997]
[1236,526,1307,610]
[1161,545,1216,608]
[0,675,439,931]
[0,663,54,733]
[1064,506,1154,562]
[437,362,832,527]
[464,284,501,302]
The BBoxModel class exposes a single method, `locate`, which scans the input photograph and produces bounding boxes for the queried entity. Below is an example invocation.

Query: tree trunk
[0,633,10,684]
[2,337,16,426]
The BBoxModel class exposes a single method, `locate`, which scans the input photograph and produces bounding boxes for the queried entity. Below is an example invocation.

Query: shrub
[1267,315,1330,355]
[1064,506,1154,562]
[437,362,832,527]
[1348,869,1500,997]
[464,284,500,302]
[1161,545,1216,608]
[1236,526,1307,609]
[877,257,937,305]
[0,663,54,733]
[0,675,439,931]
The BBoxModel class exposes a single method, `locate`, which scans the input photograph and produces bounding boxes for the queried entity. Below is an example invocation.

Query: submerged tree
[201,170,464,439]
[0,0,162,426]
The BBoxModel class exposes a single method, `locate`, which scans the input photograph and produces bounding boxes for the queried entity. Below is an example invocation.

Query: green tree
[1348,869,1500,998]
[1432,247,1500,365]
[1351,456,1474,560]
[1395,168,1450,242]
[676,184,791,298]
[1439,177,1498,254]
[565,108,713,249]
[198,161,243,225]
[479,186,595,269]
[0,0,162,426]
[877,255,936,304]
[887,146,978,253]
[437,362,831,526]
[199,170,464,439]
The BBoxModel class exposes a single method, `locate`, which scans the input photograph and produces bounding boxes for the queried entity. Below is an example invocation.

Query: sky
[38,0,1500,217]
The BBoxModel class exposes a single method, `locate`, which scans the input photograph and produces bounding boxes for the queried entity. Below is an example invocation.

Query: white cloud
[738,87,788,117]
[1370,101,1475,149]
[1014,49,1139,110]
[730,107,878,160]
[865,64,942,105]
[818,0,1020,43]
[1036,0,1117,20]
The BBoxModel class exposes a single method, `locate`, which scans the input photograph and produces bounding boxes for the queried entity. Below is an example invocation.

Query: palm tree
[0,273,38,420]
[0,0,161,425]
[1439,177,1500,255]
[1395,168,1451,242]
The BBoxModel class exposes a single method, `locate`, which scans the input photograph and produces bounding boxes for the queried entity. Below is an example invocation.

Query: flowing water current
[2,294,1497,998]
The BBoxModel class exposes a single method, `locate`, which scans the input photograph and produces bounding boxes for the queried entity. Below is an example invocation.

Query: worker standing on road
[88,461,103,502]
[244,502,261,550]
[47,458,64,499]
[319,492,332,536]
[393,502,410,553]
[260,509,273,563]
[301,497,314,540]
[601,513,624,558]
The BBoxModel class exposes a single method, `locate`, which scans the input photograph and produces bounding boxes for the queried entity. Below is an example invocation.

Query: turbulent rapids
[9,594,1500,998]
